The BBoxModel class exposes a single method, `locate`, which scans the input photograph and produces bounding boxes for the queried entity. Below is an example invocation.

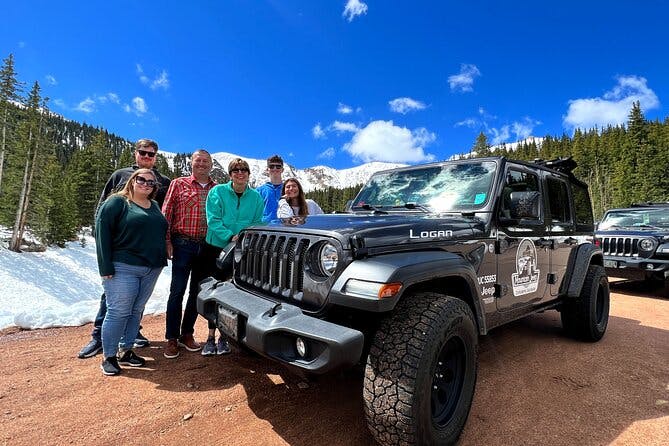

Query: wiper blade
[392,202,431,212]
[352,203,388,214]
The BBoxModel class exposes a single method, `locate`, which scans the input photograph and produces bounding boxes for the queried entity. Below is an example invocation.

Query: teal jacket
[205,182,265,248]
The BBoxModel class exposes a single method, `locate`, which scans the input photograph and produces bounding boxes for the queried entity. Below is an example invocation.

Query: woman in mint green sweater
[95,168,168,376]
[201,158,264,355]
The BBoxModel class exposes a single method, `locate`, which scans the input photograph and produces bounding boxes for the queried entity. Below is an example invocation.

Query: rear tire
[561,264,609,341]
[363,292,478,446]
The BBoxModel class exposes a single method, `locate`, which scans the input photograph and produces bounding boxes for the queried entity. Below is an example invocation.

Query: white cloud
[312,123,325,139]
[343,120,436,163]
[511,117,541,140]
[563,75,659,130]
[75,98,95,113]
[136,64,169,90]
[136,64,149,85]
[107,93,120,104]
[389,97,426,114]
[331,120,359,133]
[489,126,510,145]
[343,0,368,22]
[488,118,540,145]
[53,99,66,108]
[318,147,336,159]
[337,102,353,114]
[151,70,170,90]
[44,75,57,86]
[131,97,148,115]
[454,118,478,128]
[448,64,481,93]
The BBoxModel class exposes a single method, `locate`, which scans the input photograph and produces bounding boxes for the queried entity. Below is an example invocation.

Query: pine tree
[68,130,114,226]
[9,82,46,251]
[472,132,491,157]
[0,53,22,197]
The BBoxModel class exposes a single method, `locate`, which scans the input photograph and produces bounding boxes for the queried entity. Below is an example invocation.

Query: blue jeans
[165,238,220,340]
[101,262,163,358]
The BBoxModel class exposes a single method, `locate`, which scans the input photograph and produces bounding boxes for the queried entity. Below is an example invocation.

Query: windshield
[599,208,669,230]
[351,161,497,212]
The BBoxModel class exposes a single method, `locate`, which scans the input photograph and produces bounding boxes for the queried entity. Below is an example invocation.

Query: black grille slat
[602,236,640,257]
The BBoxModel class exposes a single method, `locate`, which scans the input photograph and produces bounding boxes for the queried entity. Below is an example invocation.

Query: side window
[500,169,541,222]
[546,177,572,224]
[572,182,594,229]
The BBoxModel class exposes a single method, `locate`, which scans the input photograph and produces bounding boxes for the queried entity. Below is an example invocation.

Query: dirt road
[1,280,667,446]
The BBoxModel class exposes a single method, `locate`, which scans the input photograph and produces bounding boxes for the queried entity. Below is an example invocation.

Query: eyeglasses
[268,164,283,170]
[135,176,157,187]
[137,149,156,158]
[230,168,249,174]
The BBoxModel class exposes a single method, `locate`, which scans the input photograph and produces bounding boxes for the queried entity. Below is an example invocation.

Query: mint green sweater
[95,195,168,276]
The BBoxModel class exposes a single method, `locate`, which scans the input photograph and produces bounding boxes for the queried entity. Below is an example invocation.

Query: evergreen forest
[0,53,668,250]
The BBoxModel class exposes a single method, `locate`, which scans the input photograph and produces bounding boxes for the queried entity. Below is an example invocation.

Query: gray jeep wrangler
[197,156,609,446]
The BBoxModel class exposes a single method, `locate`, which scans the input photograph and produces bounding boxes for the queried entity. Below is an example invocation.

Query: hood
[262,212,483,250]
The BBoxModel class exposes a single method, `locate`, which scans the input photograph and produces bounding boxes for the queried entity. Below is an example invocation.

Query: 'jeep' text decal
[512,238,540,296]
[409,229,453,239]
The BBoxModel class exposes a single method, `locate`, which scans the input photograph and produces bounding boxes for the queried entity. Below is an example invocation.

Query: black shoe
[118,350,146,367]
[101,356,121,376]
[133,331,150,348]
[78,338,102,359]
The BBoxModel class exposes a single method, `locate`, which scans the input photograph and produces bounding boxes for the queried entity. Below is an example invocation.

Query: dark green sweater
[95,195,168,276]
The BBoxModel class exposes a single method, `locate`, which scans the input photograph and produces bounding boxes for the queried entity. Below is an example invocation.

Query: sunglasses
[230,168,249,174]
[268,164,283,170]
[137,149,156,158]
[135,176,157,187]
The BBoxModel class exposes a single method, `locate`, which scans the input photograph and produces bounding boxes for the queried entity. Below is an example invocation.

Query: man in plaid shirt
[161,149,217,359]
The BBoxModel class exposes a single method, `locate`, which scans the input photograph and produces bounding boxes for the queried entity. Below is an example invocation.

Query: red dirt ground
[1,279,667,446]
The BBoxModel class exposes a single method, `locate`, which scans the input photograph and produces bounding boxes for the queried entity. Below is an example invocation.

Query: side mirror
[509,191,540,220]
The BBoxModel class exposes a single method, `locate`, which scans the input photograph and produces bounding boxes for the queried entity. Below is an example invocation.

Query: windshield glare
[599,208,669,230]
[352,161,497,212]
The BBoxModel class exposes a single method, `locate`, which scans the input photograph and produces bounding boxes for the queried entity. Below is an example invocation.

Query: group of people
[78,139,323,376]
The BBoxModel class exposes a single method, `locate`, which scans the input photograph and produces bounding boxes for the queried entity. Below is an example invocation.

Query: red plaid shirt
[162,175,216,243]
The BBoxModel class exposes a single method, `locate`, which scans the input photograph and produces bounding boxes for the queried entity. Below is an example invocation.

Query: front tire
[363,292,478,446]
[561,264,610,341]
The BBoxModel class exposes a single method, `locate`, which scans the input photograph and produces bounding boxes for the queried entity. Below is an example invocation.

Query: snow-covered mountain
[162,151,407,192]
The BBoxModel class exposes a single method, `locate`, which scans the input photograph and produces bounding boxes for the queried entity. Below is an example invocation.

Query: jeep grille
[236,231,312,300]
[601,236,640,257]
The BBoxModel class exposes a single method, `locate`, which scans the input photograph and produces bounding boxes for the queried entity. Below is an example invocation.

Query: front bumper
[603,256,669,280]
[197,279,364,374]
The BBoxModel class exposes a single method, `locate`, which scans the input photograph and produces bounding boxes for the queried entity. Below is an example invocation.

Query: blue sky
[2,1,668,169]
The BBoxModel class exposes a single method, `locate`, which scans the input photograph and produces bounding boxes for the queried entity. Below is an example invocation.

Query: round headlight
[318,243,339,276]
[639,238,655,251]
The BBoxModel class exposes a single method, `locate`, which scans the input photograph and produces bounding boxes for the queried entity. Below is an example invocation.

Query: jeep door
[544,174,575,296]
[496,167,550,310]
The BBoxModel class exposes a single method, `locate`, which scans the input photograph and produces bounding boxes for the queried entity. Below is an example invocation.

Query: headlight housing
[639,238,655,251]
[317,242,339,276]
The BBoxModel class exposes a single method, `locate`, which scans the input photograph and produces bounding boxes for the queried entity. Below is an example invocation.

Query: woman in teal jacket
[202,157,264,355]
[205,158,264,248]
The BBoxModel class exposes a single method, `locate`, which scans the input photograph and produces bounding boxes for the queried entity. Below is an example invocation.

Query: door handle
[536,238,554,248]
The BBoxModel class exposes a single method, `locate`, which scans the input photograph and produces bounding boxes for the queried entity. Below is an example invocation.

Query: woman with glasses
[95,168,168,376]
[277,178,323,218]
[202,158,264,355]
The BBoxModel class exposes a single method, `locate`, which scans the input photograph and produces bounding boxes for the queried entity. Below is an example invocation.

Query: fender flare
[328,250,487,332]
[564,243,603,298]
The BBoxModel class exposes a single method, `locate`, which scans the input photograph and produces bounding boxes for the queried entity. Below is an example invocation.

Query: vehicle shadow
[609,277,669,299]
